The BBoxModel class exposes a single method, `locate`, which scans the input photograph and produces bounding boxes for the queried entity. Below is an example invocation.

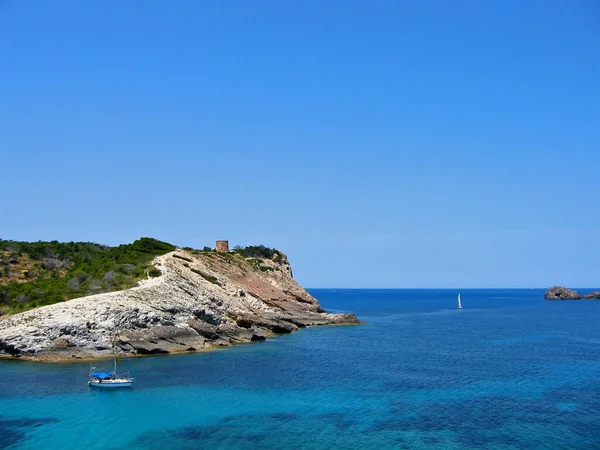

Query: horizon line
[306,286,600,290]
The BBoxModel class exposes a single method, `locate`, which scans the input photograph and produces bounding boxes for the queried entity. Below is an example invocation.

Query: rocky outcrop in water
[544,286,600,300]
[0,250,361,361]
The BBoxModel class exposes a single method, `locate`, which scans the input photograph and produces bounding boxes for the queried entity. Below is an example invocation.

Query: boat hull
[88,379,133,388]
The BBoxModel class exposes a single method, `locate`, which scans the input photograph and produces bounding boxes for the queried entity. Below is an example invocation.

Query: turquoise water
[1,289,600,449]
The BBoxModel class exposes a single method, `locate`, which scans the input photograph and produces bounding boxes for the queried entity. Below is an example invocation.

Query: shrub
[147,268,162,278]
[233,245,281,260]
[190,268,222,286]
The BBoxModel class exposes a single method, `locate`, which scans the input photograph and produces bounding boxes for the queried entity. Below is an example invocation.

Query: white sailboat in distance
[457,293,463,309]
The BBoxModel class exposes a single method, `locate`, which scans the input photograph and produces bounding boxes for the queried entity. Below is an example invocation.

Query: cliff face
[0,250,360,361]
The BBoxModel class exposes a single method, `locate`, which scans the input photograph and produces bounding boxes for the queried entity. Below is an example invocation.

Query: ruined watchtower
[215,240,229,253]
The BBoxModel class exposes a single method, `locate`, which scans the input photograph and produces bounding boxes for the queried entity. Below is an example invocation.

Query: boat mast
[113,331,117,374]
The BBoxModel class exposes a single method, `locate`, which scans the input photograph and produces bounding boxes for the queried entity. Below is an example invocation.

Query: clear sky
[2,1,599,288]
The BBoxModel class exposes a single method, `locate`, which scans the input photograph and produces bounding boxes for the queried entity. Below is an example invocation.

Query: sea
[1,289,600,449]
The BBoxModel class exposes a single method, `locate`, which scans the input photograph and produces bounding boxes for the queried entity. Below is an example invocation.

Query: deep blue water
[1,289,600,449]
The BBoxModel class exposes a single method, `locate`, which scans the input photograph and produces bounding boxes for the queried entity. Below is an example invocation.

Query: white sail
[458,293,462,309]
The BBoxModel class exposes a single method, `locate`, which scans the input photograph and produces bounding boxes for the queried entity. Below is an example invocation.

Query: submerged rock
[0,250,361,361]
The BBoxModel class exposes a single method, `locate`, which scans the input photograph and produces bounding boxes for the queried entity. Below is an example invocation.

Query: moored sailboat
[88,334,133,388]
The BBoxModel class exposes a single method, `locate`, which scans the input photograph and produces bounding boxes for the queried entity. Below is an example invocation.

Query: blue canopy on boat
[91,371,114,379]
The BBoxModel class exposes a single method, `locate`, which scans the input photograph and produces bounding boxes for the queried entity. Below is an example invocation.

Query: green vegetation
[147,267,162,278]
[228,245,285,272]
[232,245,282,261]
[172,254,193,263]
[187,247,214,256]
[189,268,222,286]
[0,239,287,315]
[0,237,175,315]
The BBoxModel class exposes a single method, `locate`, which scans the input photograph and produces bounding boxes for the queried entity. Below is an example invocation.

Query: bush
[190,268,222,286]
[147,268,162,278]
[233,245,281,260]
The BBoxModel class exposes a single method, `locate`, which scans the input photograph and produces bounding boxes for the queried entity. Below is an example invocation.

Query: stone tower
[215,240,229,253]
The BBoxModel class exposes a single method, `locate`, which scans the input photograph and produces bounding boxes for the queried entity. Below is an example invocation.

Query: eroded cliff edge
[0,249,360,361]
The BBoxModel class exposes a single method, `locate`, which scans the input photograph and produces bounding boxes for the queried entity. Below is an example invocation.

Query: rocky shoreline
[544,286,600,300]
[0,250,361,362]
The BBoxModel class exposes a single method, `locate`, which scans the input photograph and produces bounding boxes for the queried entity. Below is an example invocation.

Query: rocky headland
[544,286,600,300]
[0,247,361,362]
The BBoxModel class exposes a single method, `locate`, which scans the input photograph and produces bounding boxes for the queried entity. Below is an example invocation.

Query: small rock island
[0,238,361,361]
[544,286,600,300]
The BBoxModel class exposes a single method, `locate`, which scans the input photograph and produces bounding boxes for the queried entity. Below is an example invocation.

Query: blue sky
[1,1,598,288]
